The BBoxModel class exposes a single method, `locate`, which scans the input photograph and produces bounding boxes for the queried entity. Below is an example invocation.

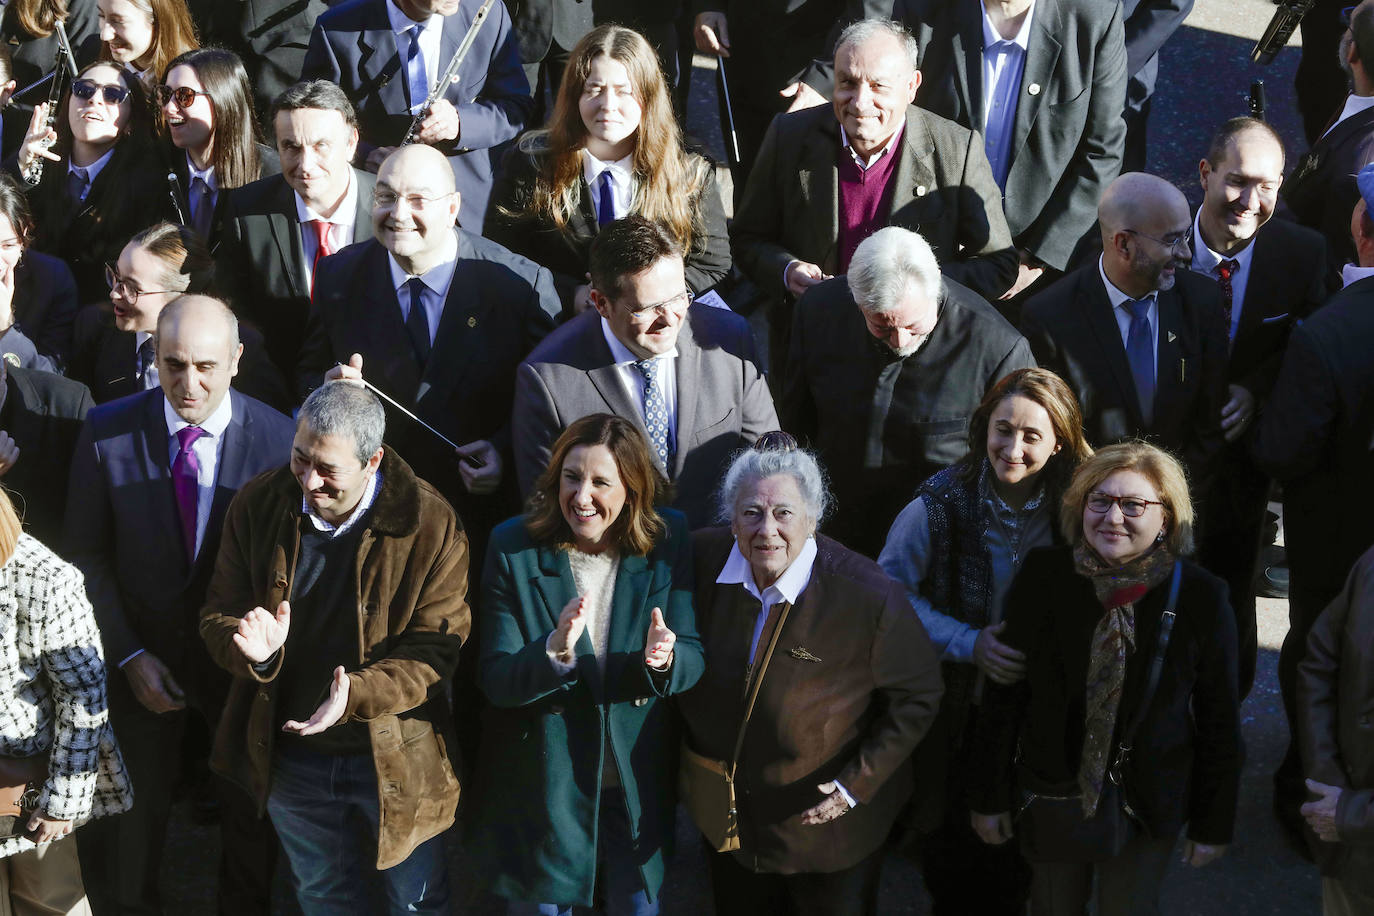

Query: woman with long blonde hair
[487,24,729,315]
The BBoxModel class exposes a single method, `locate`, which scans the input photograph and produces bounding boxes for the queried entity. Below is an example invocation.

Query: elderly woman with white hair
[676,432,944,916]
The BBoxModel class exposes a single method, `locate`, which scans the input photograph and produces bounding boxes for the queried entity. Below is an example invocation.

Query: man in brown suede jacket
[199,380,470,913]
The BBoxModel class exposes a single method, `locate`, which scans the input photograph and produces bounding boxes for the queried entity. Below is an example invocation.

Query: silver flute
[400,0,499,146]
[22,20,79,188]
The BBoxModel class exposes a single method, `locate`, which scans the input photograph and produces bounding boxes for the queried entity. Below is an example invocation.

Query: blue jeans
[525,790,658,916]
[267,743,450,915]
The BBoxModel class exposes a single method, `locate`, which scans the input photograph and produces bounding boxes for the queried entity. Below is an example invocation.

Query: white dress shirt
[135,330,158,390]
[164,393,232,561]
[387,0,443,113]
[1099,256,1159,364]
[980,0,1035,189]
[1342,263,1374,287]
[580,149,635,223]
[295,169,358,290]
[1323,92,1374,140]
[600,318,678,456]
[387,236,459,345]
[838,123,905,171]
[1188,208,1255,343]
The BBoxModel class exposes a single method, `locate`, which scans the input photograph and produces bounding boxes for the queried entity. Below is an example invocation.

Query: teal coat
[470,509,704,906]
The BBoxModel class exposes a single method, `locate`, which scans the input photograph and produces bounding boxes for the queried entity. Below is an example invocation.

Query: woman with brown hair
[471,412,703,915]
[0,487,131,914]
[878,367,1093,916]
[96,0,196,86]
[487,23,729,315]
[157,47,277,243]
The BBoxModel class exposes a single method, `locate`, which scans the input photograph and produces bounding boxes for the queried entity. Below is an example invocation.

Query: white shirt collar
[1097,255,1155,310]
[303,469,382,537]
[980,0,1035,51]
[186,152,216,191]
[1329,92,1374,137]
[1190,208,1256,275]
[70,146,115,187]
[715,536,819,605]
[387,0,441,35]
[162,389,232,439]
[1342,263,1374,287]
[294,168,358,225]
[581,148,634,186]
[839,121,906,169]
[135,329,154,354]
[386,233,459,298]
[599,316,678,365]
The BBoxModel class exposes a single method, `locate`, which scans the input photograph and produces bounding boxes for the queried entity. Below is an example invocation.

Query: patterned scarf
[1072,542,1176,816]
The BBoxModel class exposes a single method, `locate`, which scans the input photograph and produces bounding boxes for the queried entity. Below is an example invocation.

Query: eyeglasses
[622,290,692,319]
[1085,492,1164,518]
[105,263,176,304]
[1123,226,1191,255]
[372,189,453,210]
[72,79,131,105]
[155,85,205,109]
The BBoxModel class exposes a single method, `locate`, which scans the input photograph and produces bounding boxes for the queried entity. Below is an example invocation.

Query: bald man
[299,143,557,570]
[1020,172,1229,495]
[65,294,295,915]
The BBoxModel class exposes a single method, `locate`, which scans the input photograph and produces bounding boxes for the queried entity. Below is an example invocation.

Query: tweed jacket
[199,449,470,869]
[0,535,131,858]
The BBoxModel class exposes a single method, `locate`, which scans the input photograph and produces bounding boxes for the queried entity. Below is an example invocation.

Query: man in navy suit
[301,0,533,233]
[65,295,296,916]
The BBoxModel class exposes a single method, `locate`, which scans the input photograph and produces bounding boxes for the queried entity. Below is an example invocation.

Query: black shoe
[1257,563,1290,599]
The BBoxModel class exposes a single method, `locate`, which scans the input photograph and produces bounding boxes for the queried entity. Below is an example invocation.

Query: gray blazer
[513,304,779,528]
[730,103,1019,302]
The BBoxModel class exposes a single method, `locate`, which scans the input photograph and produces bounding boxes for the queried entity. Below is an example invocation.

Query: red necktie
[311,219,334,280]
[1216,258,1239,334]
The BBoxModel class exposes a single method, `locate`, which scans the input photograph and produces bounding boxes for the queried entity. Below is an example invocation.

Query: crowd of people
[0,0,1369,914]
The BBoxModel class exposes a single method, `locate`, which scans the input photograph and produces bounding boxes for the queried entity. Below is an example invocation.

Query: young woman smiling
[877,367,1093,916]
[487,23,729,315]
[96,0,197,86]
[14,59,174,302]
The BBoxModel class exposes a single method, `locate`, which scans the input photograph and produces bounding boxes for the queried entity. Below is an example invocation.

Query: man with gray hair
[780,226,1033,558]
[200,379,470,913]
[731,17,1017,378]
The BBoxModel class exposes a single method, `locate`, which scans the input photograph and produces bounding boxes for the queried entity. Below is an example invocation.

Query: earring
[1155,529,1166,544]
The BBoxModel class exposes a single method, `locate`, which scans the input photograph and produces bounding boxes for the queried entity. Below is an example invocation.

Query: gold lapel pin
[468,316,477,328]
[788,647,822,663]
[1028,83,1041,96]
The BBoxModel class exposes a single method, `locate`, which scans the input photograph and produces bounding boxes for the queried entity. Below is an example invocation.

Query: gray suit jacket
[908,0,1127,271]
[730,103,1018,302]
[513,305,779,528]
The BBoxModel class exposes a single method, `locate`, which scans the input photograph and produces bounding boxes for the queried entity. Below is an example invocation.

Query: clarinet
[401,0,499,146]
[21,21,79,188]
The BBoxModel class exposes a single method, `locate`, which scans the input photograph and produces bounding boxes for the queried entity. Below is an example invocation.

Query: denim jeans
[267,743,450,915]
[524,789,658,916]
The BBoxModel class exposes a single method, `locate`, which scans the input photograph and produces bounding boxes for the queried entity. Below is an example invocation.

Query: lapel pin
[1167,331,1177,343]
[1028,83,1041,96]
[915,184,928,197]
[788,647,822,663]
[468,316,477,328]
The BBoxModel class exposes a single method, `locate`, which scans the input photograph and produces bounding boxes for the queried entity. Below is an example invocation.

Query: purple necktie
[173,426,205,561]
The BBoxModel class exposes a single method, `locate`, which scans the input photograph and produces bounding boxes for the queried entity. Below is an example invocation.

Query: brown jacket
[199,450,470,868]
[678,528,943,874]
[1300,546,1374,887]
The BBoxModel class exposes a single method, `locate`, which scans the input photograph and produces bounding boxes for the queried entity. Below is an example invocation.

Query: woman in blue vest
[471,413,704,915]
[878,367,1092,916]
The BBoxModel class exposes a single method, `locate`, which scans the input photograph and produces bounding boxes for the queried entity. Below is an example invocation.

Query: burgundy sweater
[837,125,904,273]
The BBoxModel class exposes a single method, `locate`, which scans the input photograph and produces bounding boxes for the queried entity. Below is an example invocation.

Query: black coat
[11,250,79,369]
[166,140,283,251]
[187,0,332,119]
[780,275,1034,558]
[1283,105,1374,288]
[0,365,93,549]
[970,547,1242,846]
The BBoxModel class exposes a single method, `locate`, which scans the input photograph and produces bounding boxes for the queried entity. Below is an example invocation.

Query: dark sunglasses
[71,79,130,105]
[156,85,205,108]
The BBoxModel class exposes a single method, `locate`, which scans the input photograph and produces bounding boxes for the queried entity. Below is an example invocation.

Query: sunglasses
[72,79,131,105]
[156,85,205,109]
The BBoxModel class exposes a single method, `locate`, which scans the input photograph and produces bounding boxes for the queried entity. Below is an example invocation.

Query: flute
[400,0,499,146]
[21,21,79,188]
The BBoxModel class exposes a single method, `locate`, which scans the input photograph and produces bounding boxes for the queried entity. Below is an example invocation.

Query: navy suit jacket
[63,388,295,698]
[301,0,533,233]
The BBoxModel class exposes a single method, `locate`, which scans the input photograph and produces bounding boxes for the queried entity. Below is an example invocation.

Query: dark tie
[190,176,214,240]
[596,170,616,227]
[136,337,155,388]
[1125,298,1155,427]
[1216,257,1239,337]
[310,219,333,281]
[635,358,671,474]
[404,277,431,366]
[173,426,205,562]
[67,166,89,205]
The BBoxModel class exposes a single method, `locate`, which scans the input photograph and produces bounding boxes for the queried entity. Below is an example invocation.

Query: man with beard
[779,226,1033,558]
[1284,0,1374,286]
[1020,172,1229,500]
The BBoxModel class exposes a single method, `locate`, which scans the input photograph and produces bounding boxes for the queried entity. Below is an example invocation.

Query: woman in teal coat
[472,413,704,914]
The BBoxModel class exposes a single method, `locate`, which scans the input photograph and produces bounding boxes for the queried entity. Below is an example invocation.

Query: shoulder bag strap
[727,600,794,779]
[1117,561,1182,761]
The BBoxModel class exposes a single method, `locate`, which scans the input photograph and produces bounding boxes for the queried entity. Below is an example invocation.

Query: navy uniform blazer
[301,0,533,233]
[62,388,295,703]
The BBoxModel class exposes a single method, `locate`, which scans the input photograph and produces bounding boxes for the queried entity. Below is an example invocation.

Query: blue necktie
[404,277,431,366]
[1125,298,1155,426]
[596,170,616,227]
[404,24,426,113]
[636,358,671,474]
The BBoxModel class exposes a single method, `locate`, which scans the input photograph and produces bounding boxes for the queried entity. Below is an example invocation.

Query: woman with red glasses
[157,47,278,245]
[12,59,174,303]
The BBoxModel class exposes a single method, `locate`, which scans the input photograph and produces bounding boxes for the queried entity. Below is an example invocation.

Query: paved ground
[153,2,1327,912]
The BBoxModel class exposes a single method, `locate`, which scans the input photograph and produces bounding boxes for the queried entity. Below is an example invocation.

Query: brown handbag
[0,754,47,838]
[680,601,793,852]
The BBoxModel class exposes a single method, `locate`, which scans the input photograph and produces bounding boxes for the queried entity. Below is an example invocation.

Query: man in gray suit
[515,216,778,528]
